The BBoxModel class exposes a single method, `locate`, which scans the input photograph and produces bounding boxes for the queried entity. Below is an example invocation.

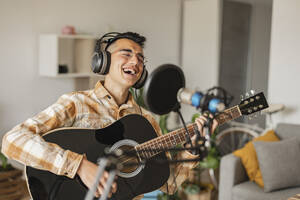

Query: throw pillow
[233,130,280,187]
[254,138,300,192]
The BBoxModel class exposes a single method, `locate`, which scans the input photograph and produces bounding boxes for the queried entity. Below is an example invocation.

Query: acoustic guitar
[25,92,268,200]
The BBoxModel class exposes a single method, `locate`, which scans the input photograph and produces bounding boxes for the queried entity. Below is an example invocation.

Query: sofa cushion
[254,138,300,192]
[233,181,300,200]
[233,130,280,187]
[276,123,300,140]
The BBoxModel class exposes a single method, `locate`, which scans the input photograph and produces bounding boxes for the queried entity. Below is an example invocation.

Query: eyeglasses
[116,49,148,66]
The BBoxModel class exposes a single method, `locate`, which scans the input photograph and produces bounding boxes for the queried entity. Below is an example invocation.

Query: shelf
[39,34,99,78]
[47,34,99,40]
[42,73,105,79]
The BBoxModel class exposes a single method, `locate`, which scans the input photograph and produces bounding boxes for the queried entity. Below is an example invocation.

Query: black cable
[134,88,143,116]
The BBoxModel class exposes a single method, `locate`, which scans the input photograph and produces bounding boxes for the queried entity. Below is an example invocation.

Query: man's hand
[77,157,117,198]
[190,113,218,147]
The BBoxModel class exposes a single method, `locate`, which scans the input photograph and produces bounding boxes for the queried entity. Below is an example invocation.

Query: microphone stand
[173,103,194,153]
[83,111,216,200]
[84,150,120,200]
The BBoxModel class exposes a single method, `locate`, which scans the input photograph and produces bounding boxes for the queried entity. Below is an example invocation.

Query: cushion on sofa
[232,181,300,200]
[253,138,300,192]
[233,130,280,187]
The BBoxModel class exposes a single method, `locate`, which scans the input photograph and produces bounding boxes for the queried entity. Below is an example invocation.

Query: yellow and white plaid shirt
[1,81,198,199]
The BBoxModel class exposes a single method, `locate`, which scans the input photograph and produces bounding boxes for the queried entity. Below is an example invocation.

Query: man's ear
[133,67,148,89]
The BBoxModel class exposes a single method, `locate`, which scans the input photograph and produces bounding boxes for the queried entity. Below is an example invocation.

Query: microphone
[177,88,225,113]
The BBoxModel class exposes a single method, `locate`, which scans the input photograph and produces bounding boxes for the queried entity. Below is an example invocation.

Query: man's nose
[128,54,139,65]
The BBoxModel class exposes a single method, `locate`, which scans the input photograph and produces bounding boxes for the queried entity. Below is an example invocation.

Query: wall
[268,0,300,125]
[245,0,272,95]
[181,0,222,119]
[0,0,182,137]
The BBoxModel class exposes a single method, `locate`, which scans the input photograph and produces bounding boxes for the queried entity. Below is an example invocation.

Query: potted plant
[0,152,28,200]
[131,88,220,199]
[158,113,221,200]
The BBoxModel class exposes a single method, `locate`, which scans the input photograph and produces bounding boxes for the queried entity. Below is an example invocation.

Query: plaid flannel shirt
[1,81,198,199]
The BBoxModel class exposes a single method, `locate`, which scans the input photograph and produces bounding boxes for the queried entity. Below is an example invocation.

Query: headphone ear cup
[133,67,148,89]
[91,51,111,75]
[91,52,102,73]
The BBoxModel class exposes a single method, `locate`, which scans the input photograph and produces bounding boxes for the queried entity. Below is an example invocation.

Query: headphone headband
[91,32,148,89]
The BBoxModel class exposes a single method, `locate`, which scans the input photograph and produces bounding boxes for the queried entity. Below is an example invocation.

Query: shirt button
[107,95,111,99]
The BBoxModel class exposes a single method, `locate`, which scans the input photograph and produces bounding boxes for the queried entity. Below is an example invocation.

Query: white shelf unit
[39,34,102,78]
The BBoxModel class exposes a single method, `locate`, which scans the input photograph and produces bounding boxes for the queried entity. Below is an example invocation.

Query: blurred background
[1,0,299,136]
[1,0,300,199]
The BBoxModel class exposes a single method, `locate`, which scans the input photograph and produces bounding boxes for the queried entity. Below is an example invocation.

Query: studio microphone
[177,88,225,113]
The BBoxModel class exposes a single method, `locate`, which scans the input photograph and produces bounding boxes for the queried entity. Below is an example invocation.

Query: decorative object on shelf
[61,25,76,35]
[39,34,103,78]
[58,64,68,74]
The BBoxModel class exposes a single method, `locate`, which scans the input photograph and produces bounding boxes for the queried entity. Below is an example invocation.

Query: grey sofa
[218,123,300,200]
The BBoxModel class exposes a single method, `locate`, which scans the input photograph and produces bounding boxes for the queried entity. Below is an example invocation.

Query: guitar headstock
[239,92,269,115]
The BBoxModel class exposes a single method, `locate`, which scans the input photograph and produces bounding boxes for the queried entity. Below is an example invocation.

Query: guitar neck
[135,105,242,159]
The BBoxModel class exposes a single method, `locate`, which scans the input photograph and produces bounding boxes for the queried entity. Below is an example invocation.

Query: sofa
[218,123,300,200]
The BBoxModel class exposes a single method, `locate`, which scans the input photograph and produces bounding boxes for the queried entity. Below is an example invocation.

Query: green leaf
[184,184,201,195]
[0,152,8,169]
[157,192,180,200]
[159,114,169,134]
[191,113,201,122]
[199,154,220,169]
[129,87,147,109]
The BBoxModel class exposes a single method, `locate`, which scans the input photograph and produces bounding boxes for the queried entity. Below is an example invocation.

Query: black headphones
[91,32,148,89]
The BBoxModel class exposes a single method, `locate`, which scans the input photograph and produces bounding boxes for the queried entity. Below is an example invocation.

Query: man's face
[107,38,144,88]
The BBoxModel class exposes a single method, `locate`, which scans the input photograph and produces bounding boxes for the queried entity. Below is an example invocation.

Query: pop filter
[143,64,185,115]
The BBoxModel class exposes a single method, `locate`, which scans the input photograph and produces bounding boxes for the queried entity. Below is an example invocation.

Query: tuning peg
[250,89,256,96]
[247,108,253,114]
[253,113,258,118]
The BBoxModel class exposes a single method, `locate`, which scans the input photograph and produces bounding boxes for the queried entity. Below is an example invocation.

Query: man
[1,32,217,199]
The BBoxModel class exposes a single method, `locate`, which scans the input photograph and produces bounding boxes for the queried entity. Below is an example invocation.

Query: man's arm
[143,111,218,194]
[140,111,198,194]
[1,93,83,179]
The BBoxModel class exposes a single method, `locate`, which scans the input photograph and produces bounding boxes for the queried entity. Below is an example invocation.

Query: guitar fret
[134,94,267,160]
[141,148,146,159]
[145,145,151,158]
[147,143,152,157]
[167,137,172,147]
[216,105,241,125]
[153,140,158,154]
[137,107,243,159]
[171,134,177,146]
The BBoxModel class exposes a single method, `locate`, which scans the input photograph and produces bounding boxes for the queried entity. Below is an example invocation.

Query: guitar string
[117,107,241,171]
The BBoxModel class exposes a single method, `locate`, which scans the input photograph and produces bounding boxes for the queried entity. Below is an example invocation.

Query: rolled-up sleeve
[1,94,83,178]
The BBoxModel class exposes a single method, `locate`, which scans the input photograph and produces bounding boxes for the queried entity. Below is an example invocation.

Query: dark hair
[105,32,146,50]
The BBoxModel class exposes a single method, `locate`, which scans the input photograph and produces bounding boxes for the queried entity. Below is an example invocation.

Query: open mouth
[122,67,137,75]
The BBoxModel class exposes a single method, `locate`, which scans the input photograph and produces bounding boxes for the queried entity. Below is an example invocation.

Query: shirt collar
[94,81,136,108]
[94,81,111,99]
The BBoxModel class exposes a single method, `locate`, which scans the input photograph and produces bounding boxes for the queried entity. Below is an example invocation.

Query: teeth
[123,68,136,75]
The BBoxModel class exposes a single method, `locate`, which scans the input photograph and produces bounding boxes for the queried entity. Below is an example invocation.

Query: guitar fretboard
[135,105,242,160]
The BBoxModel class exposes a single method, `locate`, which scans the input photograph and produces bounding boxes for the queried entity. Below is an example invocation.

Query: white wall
[181,0,221,119]
[0,0,182,137]
[268,0,300,125]
[245,0,272,96]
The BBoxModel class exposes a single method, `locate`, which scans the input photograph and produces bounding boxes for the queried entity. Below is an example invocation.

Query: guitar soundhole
[117,145,140,174]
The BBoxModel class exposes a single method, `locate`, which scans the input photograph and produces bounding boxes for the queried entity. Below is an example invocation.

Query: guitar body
[25,114,170,200]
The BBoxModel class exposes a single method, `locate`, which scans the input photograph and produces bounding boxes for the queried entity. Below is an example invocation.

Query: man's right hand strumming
[77,157,117,198]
